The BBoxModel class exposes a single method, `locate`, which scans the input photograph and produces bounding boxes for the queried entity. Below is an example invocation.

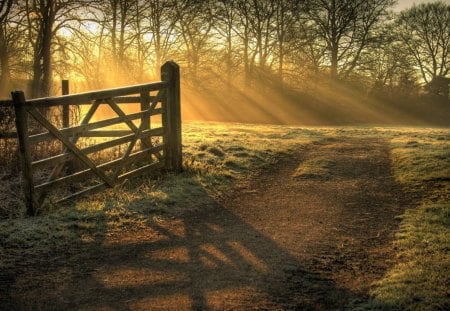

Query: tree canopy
[0,0,448,101]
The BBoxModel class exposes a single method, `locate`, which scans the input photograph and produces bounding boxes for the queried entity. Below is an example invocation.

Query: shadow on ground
[3,188,382,310]
[2,137,410,310]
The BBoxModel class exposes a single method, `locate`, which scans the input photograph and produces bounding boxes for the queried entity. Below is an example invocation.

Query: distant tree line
[0,0,448,100]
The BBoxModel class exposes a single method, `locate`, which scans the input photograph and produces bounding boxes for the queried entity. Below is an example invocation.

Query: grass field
[1,121,449,310]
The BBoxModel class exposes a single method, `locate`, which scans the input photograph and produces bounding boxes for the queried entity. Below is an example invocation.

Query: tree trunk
[0,0,13,95]
[278,40,284,85]
[30,0,55,98]
[118,1,127,63]
[0,27,10,95]
[330,44,338,79]
[155,30,161,76]
[111,0,118,61]
[243,30,250,86]
[31,33,43,98]
[226,26,232,88]
[41,5,54,97]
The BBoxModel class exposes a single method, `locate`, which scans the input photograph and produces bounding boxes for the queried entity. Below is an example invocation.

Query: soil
[1,137,417,310]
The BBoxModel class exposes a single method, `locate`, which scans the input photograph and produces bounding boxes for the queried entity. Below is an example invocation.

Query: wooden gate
[11,61,181,216]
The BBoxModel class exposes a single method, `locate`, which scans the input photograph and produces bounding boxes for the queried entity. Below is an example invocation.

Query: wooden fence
[10,61,181,216]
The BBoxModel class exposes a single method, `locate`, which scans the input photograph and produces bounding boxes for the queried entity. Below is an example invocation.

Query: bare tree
[22,0,92,97]
[234,0,278,85]
[108,0,137,66]
[173,0,213,83]
[396,1,450,86]
[273,0,301,84]
[0,0,12,26]
[140,0,177,78]
[0,0,13,95]
[213,0,239,86]
[26,0,56,97]
[360,23,418,98]
[250,0,276,70]
[234,0,253,85]
[304,0,394,79]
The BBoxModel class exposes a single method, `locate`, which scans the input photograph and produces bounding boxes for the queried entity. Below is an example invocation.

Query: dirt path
[6,137,415,310]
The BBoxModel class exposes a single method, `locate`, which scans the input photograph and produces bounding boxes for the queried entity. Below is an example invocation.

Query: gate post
[11,91,37,216]
[161,61,182,173]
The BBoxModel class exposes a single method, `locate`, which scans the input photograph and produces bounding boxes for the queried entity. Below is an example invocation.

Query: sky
[394,0,450,11]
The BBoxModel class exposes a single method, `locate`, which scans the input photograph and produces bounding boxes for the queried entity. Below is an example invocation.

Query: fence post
[11,91,37,216]
[161,61,182,173]
[62,80,69,128]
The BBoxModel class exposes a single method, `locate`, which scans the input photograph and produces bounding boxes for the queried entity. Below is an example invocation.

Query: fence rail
[25,81,168,108]
[9,61,182,216]
[0,99,13,107]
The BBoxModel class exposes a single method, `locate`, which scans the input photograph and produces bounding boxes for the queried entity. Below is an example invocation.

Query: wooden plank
[7,100,157,106]
[80,127,163,155]
[78,130,135,137]
[105,98,141,131]
[28,108,159,144]
[117,161,165,181]
[39,99,101,205]
[35,168,95,191]
[104,145,164,173]
[80,99,101,126]
[25,81,168,108]
[150,89,166,110]
[27,107,115,187]
[56,159,164,203]
[12,91,38,215]
[55,183,107,204]
[116,145,164,168]
[32,128,164,170]
[105,98,154,152]
[114,96,155,103]
[35,145,164,192]
[112,108,151,179]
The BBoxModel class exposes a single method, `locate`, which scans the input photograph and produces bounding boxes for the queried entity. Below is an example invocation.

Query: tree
[304,0,395,79]
[107,0,137,67]
[249,0,276,70]
[361,23,418,99]
[140,0,177,78]
[234,0,253,85]
[173,0,213,83]
[0,0,13,95]
[273,0,301,84]
[396,2,450,86]
[212,0,239,86]
[23,0,91,97]
[234,0,278,85]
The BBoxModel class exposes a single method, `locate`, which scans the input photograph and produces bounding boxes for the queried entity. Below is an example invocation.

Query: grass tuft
[207,146,225,157]
[293,157,335,179]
